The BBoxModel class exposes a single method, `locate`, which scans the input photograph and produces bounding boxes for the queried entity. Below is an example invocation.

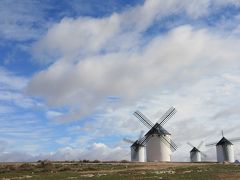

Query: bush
[39,160,54,172]
[58,166,72,171]
[120,160,129,163]
[93,160,101,163]
[19,163,34,171]
[83,159,90,163]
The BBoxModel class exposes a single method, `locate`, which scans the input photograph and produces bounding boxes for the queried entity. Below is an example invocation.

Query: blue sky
[1,0,240,162]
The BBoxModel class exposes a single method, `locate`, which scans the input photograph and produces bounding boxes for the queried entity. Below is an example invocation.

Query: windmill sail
[187,142,195,148]
[159,129,177,151]
[206,142,217,147]
[229,137,240,143]
[157,107,177,126]
[200,151,207,158]
[197,141,204,150]
[123,138,135,144]
[133,111,154,129]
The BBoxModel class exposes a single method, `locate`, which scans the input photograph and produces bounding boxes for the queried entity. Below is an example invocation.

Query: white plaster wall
[216,145,234,163]
[131,146,146,162]
[190,151,201,162]
[146,134,171,162]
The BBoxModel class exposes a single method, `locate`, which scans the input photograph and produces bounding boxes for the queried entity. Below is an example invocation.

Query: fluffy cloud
[28,25,240,121]
[0,0,46,41]
[0,67,42,110]
[29,0,240,121]
[0,152,34,162]
[0,67,28,90]
[32,0,240,63]
[0,143,128,162]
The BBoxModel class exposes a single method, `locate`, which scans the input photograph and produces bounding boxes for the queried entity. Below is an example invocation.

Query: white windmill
[187,141,207,162]
[206,131,240,163]
[123,131,145,162]
[133,107,178,162]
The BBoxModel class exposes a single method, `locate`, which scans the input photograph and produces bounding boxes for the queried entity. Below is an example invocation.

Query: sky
[1,0,240,162]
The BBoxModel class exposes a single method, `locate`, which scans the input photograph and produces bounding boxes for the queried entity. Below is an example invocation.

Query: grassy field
[0,161,240,179]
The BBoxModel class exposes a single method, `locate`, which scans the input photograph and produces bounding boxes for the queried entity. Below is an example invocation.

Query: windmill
[187,141,207,162]
[123,131,145,162]
[206,131,240,163]
[133,107,178,162]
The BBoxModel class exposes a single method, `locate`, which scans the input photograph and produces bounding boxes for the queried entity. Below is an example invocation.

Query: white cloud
[222,73,240,84]
[0,142,128,162]
[0,151,34,162]
[0,104,15,113]
[0,0,46,41]
[46,110,63,119]
[0,67,28,90]
[32,0,240,63]
[28,25,240,122]
[0,67,43,110]
[47,143,128,161]
[55,137,72,145]
[29,0,240,123]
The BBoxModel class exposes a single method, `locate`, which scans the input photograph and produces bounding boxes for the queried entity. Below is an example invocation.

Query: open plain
[0,161,240,179]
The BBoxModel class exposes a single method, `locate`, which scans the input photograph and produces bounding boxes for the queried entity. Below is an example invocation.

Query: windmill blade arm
[197,141,204,150]
[187,142,195,148]
[123,138,135,144]
[205,142,217,147]
[135,114,152,129]
[138,135,149,146]
[160,136,178,151]
[170,139,178,151]
[138,130,144,141]
[157,107,177,126]
[134,111,154,127]
[229,137,240,143]
[157,128,177,151]
[158,127,177,150]
[133,111,154,129]
[200,151,207,158]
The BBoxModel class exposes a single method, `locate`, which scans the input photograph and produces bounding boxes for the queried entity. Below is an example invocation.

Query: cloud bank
[28,25,240,121]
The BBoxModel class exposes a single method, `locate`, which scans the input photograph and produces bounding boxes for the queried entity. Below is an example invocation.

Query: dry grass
[0,161,239,179]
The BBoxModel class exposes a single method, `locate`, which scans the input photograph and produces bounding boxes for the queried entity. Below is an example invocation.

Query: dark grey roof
[159,126,171,135]
[190,147,200,153]
[130,140,144,148]
[216,137,233,146]
[145,124,171,137]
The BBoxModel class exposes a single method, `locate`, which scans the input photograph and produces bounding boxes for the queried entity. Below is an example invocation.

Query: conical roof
[159,126,171,135]
[145,124,171,137]
[190,147,200,152]
[131,140,144,148]
[216,137,233,146]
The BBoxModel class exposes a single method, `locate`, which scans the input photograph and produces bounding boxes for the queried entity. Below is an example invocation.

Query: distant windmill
[123,131,145,162]
[206,131,240,163]
[133,107,178,162]
[187,141,207,162]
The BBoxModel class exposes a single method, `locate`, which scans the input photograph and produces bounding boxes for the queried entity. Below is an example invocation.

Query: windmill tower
[123,131,146,162]
[133,107,177,162]
[206,131,240,163]
[187,141,206,162]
